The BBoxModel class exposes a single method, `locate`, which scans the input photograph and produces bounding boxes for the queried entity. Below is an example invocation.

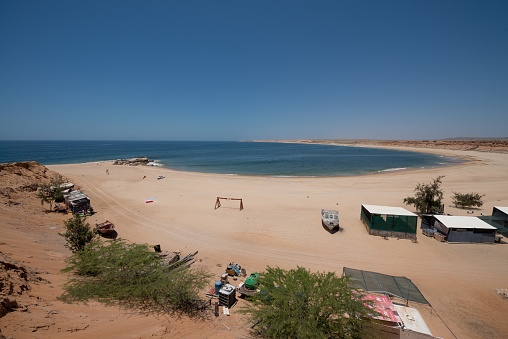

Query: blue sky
[1,1,507,141]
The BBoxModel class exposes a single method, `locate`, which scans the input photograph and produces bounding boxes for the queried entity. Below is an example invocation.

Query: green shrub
[60,240,212,315]
[61,214,96,252]
[241,266,373,338]
[452,192,485,209]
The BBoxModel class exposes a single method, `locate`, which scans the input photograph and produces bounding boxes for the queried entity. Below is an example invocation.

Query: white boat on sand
[321,209,339,231]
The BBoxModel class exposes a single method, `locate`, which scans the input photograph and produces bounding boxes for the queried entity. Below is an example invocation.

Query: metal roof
[434,215,497,230]
[65,190,85,197]
[494,206,508,215]
[362,204,417,217]
[68,193,88,201]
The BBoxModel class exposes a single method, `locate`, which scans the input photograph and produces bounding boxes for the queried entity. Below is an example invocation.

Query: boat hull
[321,209,340,231]
[95,220,115,234]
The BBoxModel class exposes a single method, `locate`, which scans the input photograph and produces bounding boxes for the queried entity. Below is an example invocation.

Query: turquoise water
[0,141,460,177]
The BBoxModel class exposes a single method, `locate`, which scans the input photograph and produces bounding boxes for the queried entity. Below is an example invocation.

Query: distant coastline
[248,139,508,154]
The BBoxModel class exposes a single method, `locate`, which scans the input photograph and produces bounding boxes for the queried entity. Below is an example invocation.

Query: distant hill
[253,139,508,154]
[440,137,508,141]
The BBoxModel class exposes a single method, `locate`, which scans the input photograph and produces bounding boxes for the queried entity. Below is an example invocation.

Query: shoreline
[51,157,469,180]
[254,138,483,158]
[37,141,473,179]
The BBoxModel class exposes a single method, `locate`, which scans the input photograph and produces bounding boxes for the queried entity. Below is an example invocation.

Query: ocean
[0,140,461,177]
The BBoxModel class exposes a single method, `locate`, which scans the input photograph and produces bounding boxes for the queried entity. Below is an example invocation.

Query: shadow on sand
[322,223,342,234]
[98,230,118,240]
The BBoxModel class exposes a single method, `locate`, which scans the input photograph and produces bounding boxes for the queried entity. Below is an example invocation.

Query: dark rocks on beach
[112,157,152,166]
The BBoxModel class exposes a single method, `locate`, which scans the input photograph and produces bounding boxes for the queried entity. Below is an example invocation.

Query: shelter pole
[406,280,410,306]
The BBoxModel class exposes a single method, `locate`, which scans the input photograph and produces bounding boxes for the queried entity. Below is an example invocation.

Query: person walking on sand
[106,169,109,175]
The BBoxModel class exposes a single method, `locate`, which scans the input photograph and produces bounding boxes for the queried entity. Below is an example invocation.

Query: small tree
[404,176,445,214]
[241,266,373,338]
[50,174,67,202]
[36,174,67,211]
[36,183,54,210]
[452,192,485,209]
[62,214,95,252]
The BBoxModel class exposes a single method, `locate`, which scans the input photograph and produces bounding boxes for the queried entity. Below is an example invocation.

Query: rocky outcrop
[0,162,57,203]
[0,251,48,318]
[112,157,152,166]
[0,162,51,189]
[0,187,15,199]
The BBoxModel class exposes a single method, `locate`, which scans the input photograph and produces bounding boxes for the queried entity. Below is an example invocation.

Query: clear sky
[1,1,507,141]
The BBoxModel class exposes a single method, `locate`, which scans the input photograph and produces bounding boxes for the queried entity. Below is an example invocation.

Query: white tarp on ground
[362,204,417,217]
[434,215,496,230]
[394,305,433,336]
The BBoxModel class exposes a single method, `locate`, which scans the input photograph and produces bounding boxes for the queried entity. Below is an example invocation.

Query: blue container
[214,281,222,295]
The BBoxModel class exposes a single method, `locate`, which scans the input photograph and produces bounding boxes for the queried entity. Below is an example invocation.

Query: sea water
[0,140,461,177]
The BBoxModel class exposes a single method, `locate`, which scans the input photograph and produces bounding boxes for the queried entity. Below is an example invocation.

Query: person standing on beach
[106,169,109,175]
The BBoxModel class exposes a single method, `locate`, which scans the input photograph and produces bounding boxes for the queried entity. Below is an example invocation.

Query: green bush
[61,214,96,252]
[241,266,373,338]
[60,240,212,315]
[452,192,485,209]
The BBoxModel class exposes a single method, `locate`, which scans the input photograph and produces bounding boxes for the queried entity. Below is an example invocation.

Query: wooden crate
[434,233,446,242]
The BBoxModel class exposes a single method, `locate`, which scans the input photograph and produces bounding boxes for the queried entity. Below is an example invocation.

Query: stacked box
[218,284,236,308]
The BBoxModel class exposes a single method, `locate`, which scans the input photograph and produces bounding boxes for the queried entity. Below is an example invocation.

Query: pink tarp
[363,293,401,323]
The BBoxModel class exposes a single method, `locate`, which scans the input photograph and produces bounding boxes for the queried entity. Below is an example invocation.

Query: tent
[360,204,418,239]
[433,215,496,243]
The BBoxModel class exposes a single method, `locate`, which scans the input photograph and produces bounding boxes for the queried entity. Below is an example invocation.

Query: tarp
[363,293,401,323]
[343,267,430,305]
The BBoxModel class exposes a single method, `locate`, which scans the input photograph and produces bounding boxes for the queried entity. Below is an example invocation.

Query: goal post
[214,197,243,211]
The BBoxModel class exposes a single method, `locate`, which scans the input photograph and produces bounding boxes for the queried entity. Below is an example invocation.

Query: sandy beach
[2,144,508,338]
